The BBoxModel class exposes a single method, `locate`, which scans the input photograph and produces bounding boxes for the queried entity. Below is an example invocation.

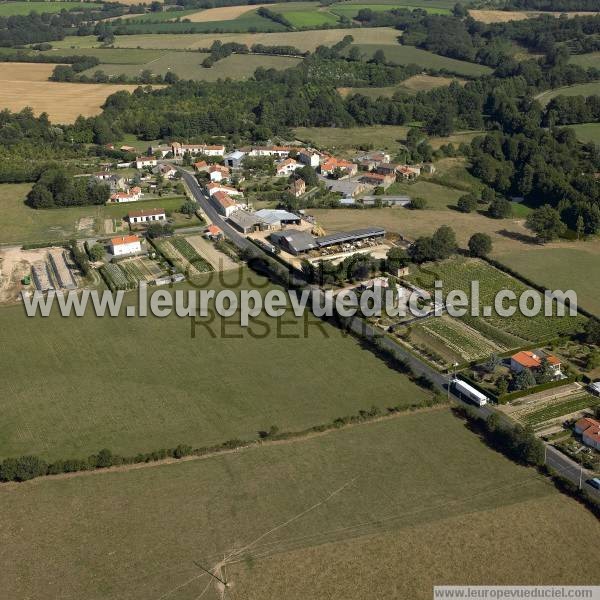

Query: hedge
[0,398,448,484]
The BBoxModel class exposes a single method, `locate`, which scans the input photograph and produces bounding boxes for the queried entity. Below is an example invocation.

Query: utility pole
[193,562,228,588]
[579,465,583,490]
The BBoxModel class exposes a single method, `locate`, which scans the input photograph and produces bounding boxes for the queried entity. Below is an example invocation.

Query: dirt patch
[0,246,50,304]
[469,9,600,22]
[186,4,270,22]
[185,235,238,271]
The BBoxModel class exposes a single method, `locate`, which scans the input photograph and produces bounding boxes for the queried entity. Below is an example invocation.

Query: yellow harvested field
[469,9,600,22]
[401,74,463,92]
[0,63,142,124]
[111,27,401,51]
[186,3,271,22]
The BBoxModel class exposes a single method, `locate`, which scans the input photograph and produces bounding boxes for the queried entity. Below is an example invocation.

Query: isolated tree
[180,200,197,216]
[457,193,478,213]
[468,232,492,257]
[88,243,105,261]
[386,246,409,272]
[410,197,427,210]
[488,197,512,219]
[372,49,386,65]
[431,225,457,259]
[585,318,600,345]
[526,205,566,242]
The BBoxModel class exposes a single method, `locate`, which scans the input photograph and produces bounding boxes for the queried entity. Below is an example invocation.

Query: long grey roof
[228,210,264,229]
[316,227,385,247]
[255,209,301,225]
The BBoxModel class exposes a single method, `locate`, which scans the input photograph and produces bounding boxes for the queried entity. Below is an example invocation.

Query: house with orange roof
[574,417,600,451]
[210,191,245,217]
[109,186,143,203]
[510,351,561,377]
[359,172,395,189]
[110,234,142,257]
[205,224,224,240]
[320,157,358,177]
[209,164,230,182]
[397,165,421,180]
[276,158,301,177]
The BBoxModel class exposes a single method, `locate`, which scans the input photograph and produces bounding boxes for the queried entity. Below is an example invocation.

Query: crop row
[100,263,137,291]
[520,393,599,428]
[169,238,214,273]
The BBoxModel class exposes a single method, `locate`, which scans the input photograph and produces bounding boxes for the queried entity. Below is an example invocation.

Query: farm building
[355,151,390,165]
[148,144,171,158]
[270,230,318,255]
[397,165,421,180]
[110,235,142,257]
[510,351,561,377]
[316,227,386,249]
[128,208,166,224]
[574,417,600,451]
[362,195,411,207]
[31,261,53,292]
[589,381,600,397]
[48,252,76,289]
[360,172,395,189]
[224,150,246,168]
[135,157,158,169]
[255,209,302,229]
[228,210,265,234]
[245,145,291,158]
[324,179,368,197]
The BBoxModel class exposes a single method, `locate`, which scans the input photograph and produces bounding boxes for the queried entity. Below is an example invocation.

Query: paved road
[178,166,600,499]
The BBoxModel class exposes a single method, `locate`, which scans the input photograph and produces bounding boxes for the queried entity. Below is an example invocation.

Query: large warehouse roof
[255,209,300,225]
[270,230,317,254]
[316,227,385,247]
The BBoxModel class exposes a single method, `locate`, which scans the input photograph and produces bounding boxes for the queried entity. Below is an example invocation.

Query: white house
[247,146,291,158]
[206,182,243,197]
[110,235,142,257]
[136,156,158,169]
[574,417,600,451]
[155,164,178,179]
[210,191,245,218]
[171,142,225,157]
[209,164,230,182]
[110,186,143,203]
[298,150,320,168]
[276,158,301,177]
[128,208,166,224]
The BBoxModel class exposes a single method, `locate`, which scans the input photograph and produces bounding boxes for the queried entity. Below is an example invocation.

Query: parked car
[587,478,600,490]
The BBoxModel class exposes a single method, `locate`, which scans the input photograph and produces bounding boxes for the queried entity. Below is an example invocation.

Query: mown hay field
[565,122,600,145]
[536,81,600,106]
[496,240,600,318]
[0,63,141,123]
[469,9,600,23]
[348,43,492,76]
[338,74,463,98]
[185,3,272,22]
[84,51,301,81]
[1,411,598,600]
[93,26,400,51]
[0,269,430,460]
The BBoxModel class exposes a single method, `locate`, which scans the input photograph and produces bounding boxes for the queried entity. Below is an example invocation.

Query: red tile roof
[111,235,140,246]
[512,351,560,369]
[128,208,165,218]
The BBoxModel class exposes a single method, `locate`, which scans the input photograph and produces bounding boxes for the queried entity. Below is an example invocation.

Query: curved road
[180,166,600,499]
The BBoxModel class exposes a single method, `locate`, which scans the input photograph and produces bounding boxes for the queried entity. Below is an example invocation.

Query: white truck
[452,378,488,407]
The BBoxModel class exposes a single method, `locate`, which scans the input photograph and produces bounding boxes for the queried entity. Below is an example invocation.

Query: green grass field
[115,12,286,34]
[39,46,167,64]
[536,81,600,106]
[0,184,187,244]
[569,51,600,69]
[82,51,301,81]
[51,27,401,51]
[1,411,598,600]
[346,43,492,77]
[496,241,600,318]
[0,269,430,460]
[565,122,600,145]
[0,1,96,16]
[330,2,451,17]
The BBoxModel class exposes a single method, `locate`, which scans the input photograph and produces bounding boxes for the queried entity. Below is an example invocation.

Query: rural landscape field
[1,0,600,598]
